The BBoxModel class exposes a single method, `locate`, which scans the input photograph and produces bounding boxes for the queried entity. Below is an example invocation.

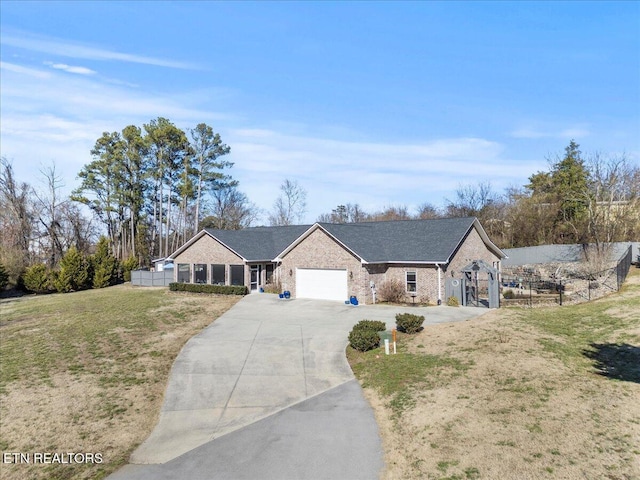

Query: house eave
[168,229,247,262]
[275,223,365,262]
[366,260,447,265]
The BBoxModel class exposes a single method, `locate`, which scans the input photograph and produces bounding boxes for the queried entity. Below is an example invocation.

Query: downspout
[436,263,442,305]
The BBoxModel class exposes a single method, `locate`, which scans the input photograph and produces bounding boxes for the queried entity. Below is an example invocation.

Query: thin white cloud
[2,30,197,70]
[1,49,538,223]
[227,129,534,220]
[0,61,51,79]
[510,124,590,139]
[45,61,96,75]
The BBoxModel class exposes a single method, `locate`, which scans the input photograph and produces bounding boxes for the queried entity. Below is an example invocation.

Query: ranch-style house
[168,217,507,305]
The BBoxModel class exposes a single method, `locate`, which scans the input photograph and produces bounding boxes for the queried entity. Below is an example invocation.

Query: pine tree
[55,247,89,293]
[92,236,117,288]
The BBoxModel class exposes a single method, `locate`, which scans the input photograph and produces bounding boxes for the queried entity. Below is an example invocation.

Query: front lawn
[0,285,240,480]
[349,269,640,480]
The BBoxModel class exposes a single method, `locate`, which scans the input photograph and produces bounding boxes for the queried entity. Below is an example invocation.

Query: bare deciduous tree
[0,157,35,282]
[268,179,307,226]
[203,186,260,230]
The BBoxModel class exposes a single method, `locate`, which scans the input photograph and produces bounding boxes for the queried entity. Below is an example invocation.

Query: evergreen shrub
[169,283,248,295]
[23,264,55,293]
[395,312,425,334]
[353,320,387,333]
[348,327,381,352]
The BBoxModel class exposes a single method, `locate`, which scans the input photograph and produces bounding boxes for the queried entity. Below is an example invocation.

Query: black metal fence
[501,245,634,307]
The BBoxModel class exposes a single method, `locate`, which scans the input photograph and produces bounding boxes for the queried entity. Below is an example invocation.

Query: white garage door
[296,268,348,302]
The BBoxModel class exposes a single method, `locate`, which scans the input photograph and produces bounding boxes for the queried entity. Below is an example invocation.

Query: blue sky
[1,1,638,223]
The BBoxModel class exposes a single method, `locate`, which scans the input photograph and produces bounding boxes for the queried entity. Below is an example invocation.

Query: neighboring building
[168,217,506,304]
[151,258,174,272]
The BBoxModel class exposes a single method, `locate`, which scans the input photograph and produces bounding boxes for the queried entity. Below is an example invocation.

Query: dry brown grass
[0,285,240,480]
[352,269,640,480]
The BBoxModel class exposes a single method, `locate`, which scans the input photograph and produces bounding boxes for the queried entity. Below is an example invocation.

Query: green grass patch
[0,284,240,480]
[0,287,168,392]
[347,340,471,418]
[516,270,640,374]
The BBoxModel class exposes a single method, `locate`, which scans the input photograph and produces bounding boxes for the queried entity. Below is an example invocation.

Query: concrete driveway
[111,294,484,478]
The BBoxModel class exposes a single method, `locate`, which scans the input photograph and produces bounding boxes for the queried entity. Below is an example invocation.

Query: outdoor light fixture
[349,271,353,279]
[289,269,293,276]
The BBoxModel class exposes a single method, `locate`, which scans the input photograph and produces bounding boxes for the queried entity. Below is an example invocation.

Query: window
[230,265,245,286]
[194,264,207,283]
[406,271,417,293]
[177,264,191,283]
[265,264,274,284]
[211,264,225,285]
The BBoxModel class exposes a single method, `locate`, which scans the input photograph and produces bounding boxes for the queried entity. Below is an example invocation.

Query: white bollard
[384,338,390,355]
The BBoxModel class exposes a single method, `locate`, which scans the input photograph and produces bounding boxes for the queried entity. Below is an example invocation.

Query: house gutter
[436,263,442,305]
[367,260,447,265]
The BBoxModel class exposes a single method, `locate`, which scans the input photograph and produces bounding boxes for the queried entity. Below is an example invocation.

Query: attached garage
[295,268,348,302]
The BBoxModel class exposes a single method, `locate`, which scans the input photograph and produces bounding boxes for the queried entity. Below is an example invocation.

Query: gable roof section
[274,223,366,262]
[169,217,506,264]
[321,217,490,263]
[202,224,311,261]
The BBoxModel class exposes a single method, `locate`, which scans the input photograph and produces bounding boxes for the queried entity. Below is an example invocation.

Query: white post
[384,339,390,355]
[437,264,442,305]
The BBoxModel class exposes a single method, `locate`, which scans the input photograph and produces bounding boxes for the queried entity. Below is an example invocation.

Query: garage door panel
[296,268,347,302]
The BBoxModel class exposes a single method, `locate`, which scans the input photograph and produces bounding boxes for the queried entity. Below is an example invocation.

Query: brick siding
[279,227,365,299]
[172,233,244,284]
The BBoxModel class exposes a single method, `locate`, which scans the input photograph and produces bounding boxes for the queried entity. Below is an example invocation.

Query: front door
[250,265,262,291]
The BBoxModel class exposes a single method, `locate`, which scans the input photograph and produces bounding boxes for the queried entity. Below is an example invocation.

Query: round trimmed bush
[348,327,381,352]
[395,312,425,334]
[354,320,386,332]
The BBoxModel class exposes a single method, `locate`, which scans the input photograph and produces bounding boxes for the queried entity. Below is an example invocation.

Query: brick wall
[369,265,440,304]
[279,227,365,299]
[446,227,500,279]
[172,233,244,284]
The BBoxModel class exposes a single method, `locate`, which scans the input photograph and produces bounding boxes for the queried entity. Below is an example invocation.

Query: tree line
[1,135,638,292]
[315,141,640,253]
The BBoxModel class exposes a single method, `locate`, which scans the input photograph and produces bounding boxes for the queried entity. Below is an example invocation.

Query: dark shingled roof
[320,217,477,263]
[204,224,311,261]
[200,217,487,263]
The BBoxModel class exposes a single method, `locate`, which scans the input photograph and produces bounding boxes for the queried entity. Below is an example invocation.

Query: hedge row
[169,283,248,295]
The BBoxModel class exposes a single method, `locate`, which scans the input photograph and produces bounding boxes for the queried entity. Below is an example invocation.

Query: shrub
[263,278,282,294]
[23,264,56,293]
[395,312,425,334]
[0,263,8,290]
[122,256,139,282]
[169,283,248,295]
[503,289,515,299]
[446,295,460,307]
[348,327,381,352]
[353,320,387,332]
[92,236,118,288]
[377,279,405,303]
[54,247,90,293]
